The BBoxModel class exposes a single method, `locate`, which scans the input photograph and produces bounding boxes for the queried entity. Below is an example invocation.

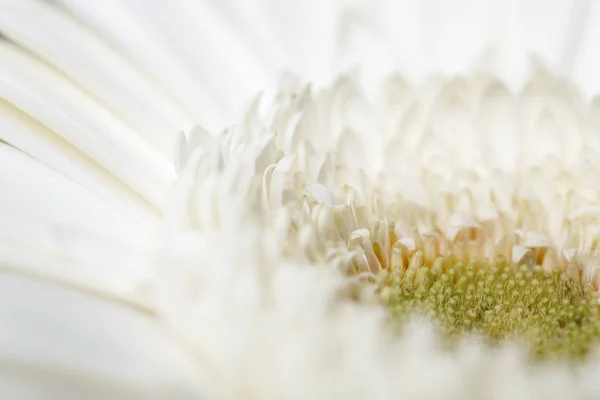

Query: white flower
[2,0,600,398]
[160,69,600,397]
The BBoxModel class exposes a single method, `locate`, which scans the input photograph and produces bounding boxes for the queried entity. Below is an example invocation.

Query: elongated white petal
[0,42,174,208]
[0,207,149,300]
[0,0,192,156]
[122,0,272,117]
[0,270,207,398]
[0,100,158,228]
[53,0,235,132]
[0,144,149,248]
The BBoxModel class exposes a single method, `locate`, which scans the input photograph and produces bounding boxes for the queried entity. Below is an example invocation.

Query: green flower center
[375,251,600,362]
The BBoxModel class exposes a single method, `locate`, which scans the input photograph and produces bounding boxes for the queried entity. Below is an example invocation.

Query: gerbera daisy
[2,0,600,398]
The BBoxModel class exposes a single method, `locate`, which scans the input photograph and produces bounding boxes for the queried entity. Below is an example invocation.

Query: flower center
[295,183,600,362]
[180,71,600,364]
[374,249,600,362]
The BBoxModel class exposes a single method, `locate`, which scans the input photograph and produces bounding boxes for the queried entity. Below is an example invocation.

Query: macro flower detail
[3,0,600,398]
[170,69,600,363]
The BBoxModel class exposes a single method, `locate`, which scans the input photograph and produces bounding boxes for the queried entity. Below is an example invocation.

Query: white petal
[53,0,240,131]
[0,270,206,398]
[0,42,174,208]
[0,212,148,299]
[306,183,336,207]
[0,99,158,228]
[0,0,192,155]
[0,144,149,247]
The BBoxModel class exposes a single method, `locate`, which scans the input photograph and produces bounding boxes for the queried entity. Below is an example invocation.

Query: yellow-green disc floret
[376,252,600,362]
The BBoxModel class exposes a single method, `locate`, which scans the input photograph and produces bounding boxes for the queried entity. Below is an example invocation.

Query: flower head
[3,0,600,398]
